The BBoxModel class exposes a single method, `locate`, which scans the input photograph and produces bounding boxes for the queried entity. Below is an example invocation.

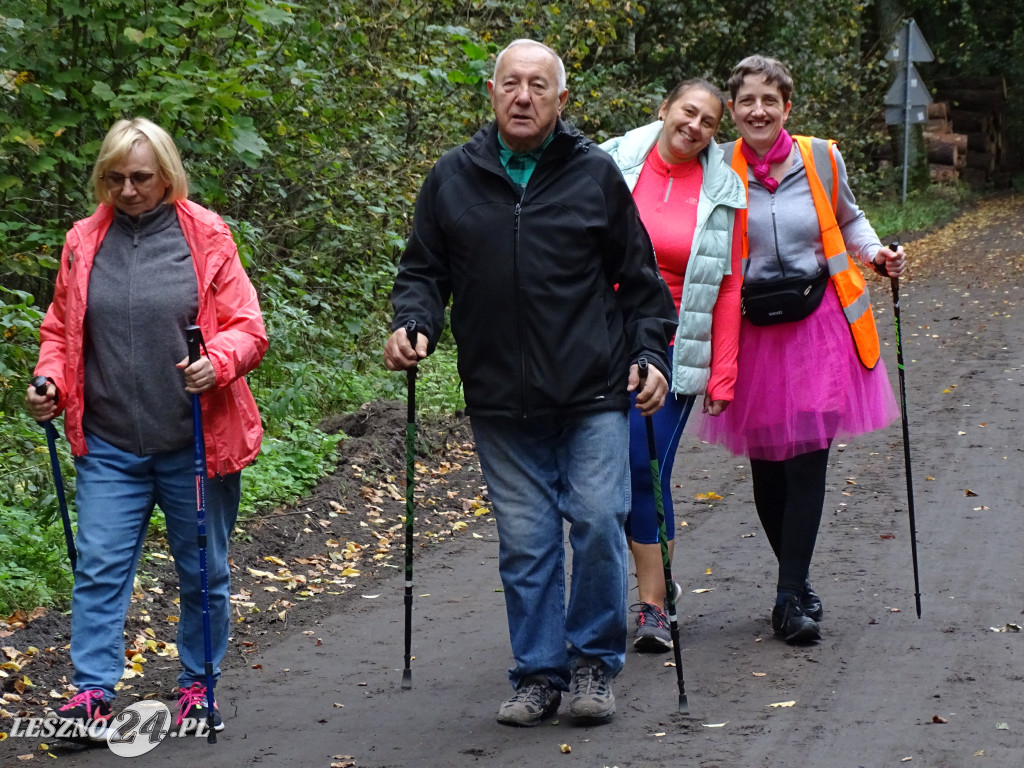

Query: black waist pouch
[741,269,829,326]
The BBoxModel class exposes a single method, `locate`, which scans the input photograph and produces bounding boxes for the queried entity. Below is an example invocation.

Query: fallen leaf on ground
[964,489,978,497]
[701,722,728,728]
[767,700,796,708]
[932,715,947,723]
[996,722,1009,730]
[695,491,723,501]
[752,672,766,677]
[692,588,713,594]
[559,744,572,753]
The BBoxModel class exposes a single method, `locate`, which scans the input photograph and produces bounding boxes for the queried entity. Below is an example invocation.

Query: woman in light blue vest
[601,80,746,652]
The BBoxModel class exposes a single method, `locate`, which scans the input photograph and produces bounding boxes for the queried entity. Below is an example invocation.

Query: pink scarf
[740,129,793,193]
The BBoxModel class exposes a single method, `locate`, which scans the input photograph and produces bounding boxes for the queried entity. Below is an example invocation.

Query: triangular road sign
[885,63,933,106]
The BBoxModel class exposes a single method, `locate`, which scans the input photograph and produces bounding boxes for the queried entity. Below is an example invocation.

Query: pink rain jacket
[35,199,268,477]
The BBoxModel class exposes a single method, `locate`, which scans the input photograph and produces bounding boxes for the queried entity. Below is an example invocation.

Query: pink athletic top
[632,146,742,402]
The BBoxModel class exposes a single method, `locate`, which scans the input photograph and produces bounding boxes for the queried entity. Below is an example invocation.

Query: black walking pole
[401,320,418,690]
[30,376,77,571]
[184,325,218,743]
[637,359,689,714]
[887,243,922,618]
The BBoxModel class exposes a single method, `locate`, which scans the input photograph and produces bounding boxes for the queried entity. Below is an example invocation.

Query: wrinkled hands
[176,355,216,394]
[384,328,428,371]
[25,380,58,422]
[873,244,906,278]
[627,363,668,417]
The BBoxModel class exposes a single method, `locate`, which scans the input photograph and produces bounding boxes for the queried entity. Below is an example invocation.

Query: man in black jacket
[385,39,676,726]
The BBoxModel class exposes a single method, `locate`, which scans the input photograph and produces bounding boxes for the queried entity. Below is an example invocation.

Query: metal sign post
[884,18,934,204]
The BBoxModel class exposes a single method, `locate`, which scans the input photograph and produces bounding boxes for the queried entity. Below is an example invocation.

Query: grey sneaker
[632,602,672,652]
[568,659,615,721]
[497,676,561,727]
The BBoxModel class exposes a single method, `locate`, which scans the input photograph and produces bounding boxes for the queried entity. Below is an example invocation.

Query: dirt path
[3,194,1023,767]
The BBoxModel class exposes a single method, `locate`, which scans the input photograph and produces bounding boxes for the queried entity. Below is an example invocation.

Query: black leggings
[749,447,830,596]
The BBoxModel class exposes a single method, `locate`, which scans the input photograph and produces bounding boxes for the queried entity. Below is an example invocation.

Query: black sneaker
[771,595,821,644]
[177,682,225,732]
[56,688,113,742]
[802,581,824,621]
[632,602,672,652]
[497,676,561,727]
[568,659,615,721]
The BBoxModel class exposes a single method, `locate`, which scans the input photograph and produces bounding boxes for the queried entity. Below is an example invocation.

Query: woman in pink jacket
[25,117,267,738]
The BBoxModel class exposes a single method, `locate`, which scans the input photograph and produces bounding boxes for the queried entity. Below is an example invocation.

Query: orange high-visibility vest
[725,136,880,369]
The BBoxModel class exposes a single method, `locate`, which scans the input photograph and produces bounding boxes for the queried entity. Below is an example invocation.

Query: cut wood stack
[936,75,1007,187]
[922,101,968,183]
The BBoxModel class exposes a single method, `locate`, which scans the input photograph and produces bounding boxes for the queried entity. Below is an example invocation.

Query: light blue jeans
[471,410,630,690]
[70,432,239,700]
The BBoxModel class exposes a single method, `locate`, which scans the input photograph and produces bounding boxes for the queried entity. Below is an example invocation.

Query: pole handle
[31,375,58,423]
[889,242,901,296]
[31,375,49,396]
[185,324,205,365]
[404,320,419,362]
[637,356,649,383]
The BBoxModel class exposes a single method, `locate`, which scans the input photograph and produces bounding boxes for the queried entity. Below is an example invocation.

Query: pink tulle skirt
[698,281,899,461]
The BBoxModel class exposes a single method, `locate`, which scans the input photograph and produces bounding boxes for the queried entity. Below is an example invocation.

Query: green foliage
[0,411,75,614]
[241,422,344,514]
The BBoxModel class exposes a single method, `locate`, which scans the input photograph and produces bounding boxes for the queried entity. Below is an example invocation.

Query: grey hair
[492,39,567,92]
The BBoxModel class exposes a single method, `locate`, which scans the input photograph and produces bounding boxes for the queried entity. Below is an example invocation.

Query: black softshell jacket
[391,119,676,418]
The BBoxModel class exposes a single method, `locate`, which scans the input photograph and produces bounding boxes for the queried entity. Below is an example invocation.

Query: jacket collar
[467,118,590,170]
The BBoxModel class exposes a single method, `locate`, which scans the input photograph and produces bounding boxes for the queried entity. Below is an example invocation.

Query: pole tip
[401,669,412,690]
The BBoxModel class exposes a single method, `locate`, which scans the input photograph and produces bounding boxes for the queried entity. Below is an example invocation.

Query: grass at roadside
[864,184,974,242]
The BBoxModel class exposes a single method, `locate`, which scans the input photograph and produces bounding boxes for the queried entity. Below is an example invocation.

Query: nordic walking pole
[185,325,218,743]
[401,320,418,690]
[637,358,689,714]
[30,376,77,572]
[888,243,922,618]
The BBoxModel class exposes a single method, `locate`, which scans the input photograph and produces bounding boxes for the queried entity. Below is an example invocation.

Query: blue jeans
[471,410,630,690]
[627,393,695,543]
[70,432,239,700]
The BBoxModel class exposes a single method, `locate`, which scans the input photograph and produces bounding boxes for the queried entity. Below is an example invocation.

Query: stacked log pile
[934,76,1007,187]
[922,101,967,182]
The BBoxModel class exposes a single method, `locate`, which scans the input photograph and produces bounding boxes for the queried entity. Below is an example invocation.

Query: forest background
[1,0,1022,614]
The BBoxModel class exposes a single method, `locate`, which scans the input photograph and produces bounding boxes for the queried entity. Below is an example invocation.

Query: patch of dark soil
[1,400,487,726]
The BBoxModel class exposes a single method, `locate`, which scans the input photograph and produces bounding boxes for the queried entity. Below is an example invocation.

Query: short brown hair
[727,55,794,103]
[91,118,189,205]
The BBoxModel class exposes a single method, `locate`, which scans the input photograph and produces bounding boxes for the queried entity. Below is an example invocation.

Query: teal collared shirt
[498,132,554,191]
